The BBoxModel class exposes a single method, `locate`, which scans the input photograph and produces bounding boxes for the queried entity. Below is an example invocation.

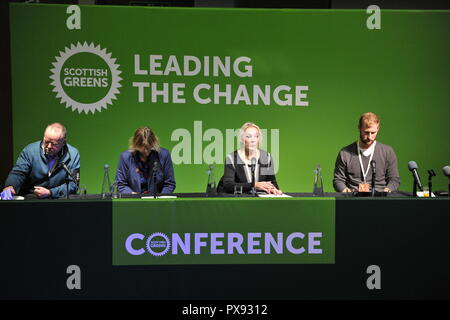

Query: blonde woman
[218,122,281,195]
[115,126,175,194]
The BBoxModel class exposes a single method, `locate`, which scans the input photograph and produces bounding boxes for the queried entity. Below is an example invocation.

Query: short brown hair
[129,126,160,152]
[358,112,380,129]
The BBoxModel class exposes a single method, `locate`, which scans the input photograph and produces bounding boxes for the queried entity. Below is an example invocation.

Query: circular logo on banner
[49,42,122,114]
[146,232,171,257]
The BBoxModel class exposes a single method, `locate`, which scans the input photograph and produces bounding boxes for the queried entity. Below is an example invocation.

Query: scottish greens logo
[50,42,122,114]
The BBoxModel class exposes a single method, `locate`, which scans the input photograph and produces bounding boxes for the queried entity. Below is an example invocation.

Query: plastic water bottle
[206,164,217,196]
[102,164,112,199]
[313,164,324,196]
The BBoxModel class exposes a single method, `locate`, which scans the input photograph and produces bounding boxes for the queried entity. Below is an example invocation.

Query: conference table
[1,192,449,300]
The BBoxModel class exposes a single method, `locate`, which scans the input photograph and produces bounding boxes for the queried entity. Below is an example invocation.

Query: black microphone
[60,162,78,184]
[59,162,78,199]
[251,157,257,172]
[408,161,423,192]
[152,161,159,198]
[427,169,436,197]
[370,160,376,174]
[370,160,376,196]
[251,157,257,195]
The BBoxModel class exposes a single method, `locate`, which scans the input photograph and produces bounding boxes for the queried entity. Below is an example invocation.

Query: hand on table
[34,186,51,198]
[255,181,282,195]
[1,186,15,200]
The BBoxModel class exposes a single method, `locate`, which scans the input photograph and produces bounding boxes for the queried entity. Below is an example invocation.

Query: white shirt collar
[358,141,376,157]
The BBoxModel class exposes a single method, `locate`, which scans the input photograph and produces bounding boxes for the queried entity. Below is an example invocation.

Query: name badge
[358,183,370,192]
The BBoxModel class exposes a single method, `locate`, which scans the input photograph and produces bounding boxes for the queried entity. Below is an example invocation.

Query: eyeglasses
[43,139,65,147]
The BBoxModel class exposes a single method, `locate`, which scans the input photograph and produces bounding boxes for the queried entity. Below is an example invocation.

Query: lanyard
[357,141,376,183]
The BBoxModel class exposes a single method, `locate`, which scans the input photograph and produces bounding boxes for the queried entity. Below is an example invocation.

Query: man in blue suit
[2,123,80,199]
[115,126,176,194]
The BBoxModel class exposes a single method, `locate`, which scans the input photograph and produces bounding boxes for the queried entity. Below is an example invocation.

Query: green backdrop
[9,4,450,193]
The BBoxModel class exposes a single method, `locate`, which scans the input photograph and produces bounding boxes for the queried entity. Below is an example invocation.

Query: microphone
[251,157,257,172]
[443,166,450,178]
[408,161,423,192]
[152,161,159,172]
[444,166,450,197]
[370,160,376,174]
[370,160,376,196]
[427,169,436,197]
[59,162,78,199]
[152,161,159,198]
[427,169,436,177]
[251,157,257,195]
[60,162,78,184]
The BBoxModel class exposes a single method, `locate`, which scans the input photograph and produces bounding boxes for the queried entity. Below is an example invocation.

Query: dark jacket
[218,150,278,193]
[4,141,80,198]
[115,148,176,194]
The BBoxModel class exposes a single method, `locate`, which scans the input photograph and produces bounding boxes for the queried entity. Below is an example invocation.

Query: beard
[360,139,374,148]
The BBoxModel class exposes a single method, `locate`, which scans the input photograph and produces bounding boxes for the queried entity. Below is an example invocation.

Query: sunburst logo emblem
[50,42,122,114]
[146,232,171,257]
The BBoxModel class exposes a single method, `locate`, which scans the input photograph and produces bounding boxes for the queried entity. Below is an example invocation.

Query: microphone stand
[369,160,376,197]
[371,166,376,197]
[60,163,78,200]
[152,162,158,199]
[427,170,436,198]
[66,177,70,200]
[251,166,256,197]
[413,178,417,198]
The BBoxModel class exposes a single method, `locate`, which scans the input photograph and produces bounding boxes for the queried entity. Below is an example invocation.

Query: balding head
[44,123,66,139]
[43,123,67,156]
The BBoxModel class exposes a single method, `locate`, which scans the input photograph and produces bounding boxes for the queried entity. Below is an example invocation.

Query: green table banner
[112,197,335,265]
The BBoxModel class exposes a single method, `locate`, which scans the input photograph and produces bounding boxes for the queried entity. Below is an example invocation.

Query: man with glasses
[1,123,80,199]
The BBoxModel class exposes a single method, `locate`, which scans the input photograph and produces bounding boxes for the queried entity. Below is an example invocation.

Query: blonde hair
[358,112,380,129]
[239,122,263,149]
[129,126,160,152]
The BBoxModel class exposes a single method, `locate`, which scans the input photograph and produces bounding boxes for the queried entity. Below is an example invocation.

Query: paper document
[257,194,292,198]
[141,196,178,199]
[416,192,435,198]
